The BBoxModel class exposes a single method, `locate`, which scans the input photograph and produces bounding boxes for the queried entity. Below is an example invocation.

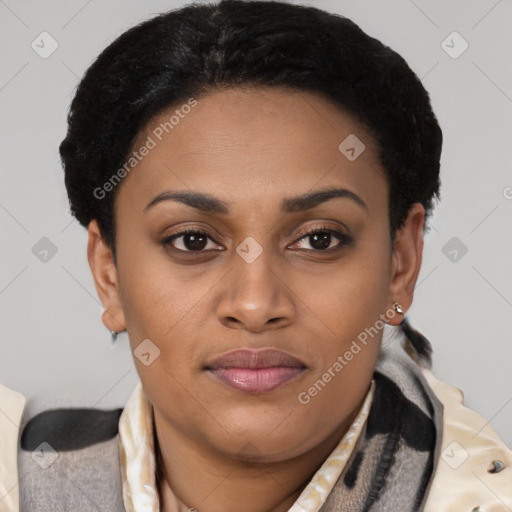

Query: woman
[2,1,510,511]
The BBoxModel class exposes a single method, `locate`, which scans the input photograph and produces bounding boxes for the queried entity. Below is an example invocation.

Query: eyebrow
[143,186,368,214]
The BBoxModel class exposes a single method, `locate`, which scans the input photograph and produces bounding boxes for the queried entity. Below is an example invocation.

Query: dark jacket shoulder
[18,406,126,512]
[20,406,123,451]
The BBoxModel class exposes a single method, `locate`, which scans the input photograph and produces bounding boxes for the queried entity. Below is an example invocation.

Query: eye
[289,225,352,252]
[161,224,352,255]
[161,228,223,253]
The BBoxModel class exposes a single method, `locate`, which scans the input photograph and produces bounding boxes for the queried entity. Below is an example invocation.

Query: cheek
[116,238,203,340]
[116,246,223,405]
[117,263,209,426]
[300,237,391,335]
[294,234,391,394]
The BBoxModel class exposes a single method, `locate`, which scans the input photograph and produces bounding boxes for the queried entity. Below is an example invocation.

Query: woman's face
[90,86,423,462]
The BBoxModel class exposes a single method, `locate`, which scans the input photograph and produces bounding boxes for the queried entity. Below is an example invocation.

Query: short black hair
[59,0,442,263]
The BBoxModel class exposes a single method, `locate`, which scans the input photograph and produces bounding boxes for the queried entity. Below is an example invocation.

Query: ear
[87,219,126,333]
[387,203,425,326]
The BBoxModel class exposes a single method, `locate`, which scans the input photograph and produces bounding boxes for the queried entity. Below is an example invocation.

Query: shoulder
[15,398,125,512]
[20,405,123,451]
[422,368,512,511]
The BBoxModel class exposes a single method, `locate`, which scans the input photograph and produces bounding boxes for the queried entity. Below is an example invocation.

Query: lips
[204,348,307,394]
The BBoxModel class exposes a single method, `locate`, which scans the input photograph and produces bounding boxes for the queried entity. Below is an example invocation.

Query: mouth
[204,348,307,394]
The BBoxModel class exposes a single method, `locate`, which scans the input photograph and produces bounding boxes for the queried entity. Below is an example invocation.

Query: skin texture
[88,86,425,512]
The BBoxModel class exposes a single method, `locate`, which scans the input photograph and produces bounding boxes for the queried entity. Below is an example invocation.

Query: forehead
[117,86,387,215]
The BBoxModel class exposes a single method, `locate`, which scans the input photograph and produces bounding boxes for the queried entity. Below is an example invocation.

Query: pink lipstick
[204,348,306,394]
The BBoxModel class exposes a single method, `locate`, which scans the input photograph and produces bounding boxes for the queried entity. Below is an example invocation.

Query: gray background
[1,0,511,446]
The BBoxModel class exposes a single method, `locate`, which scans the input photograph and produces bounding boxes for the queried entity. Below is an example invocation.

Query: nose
[216,245,296,333]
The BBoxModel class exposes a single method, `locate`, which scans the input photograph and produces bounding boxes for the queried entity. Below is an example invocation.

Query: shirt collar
[118,380,374,512]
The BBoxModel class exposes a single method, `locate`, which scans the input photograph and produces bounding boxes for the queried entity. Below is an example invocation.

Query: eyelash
[161,224,352,255]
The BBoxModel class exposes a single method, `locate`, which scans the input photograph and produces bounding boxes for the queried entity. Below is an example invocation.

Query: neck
[153,408,360,512]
